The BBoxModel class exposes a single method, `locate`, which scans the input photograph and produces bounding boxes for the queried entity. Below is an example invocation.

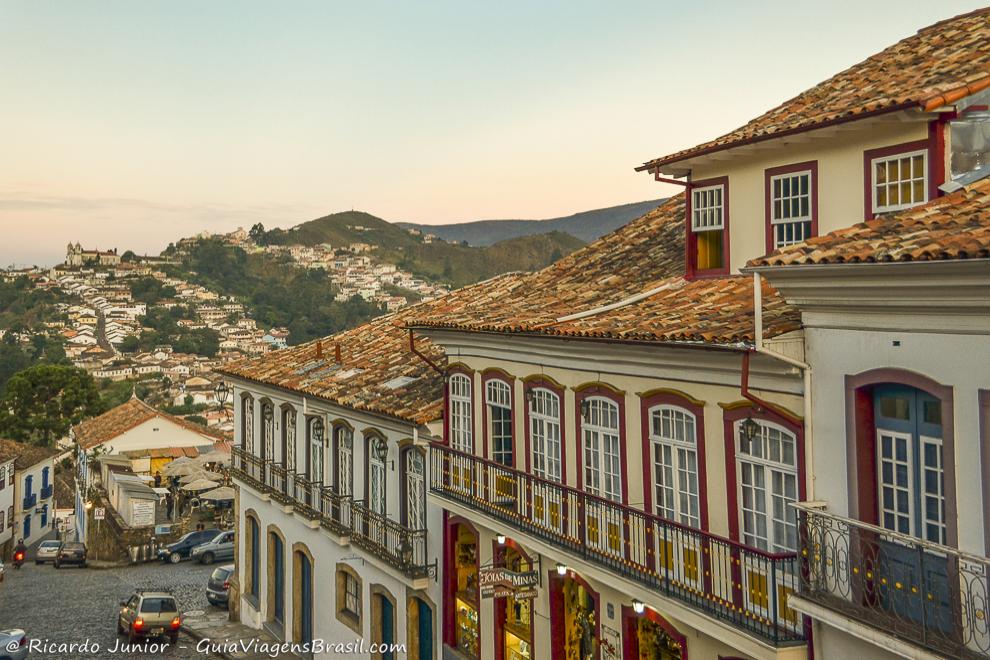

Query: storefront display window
[454,525,480,657]
[497,545,534,660]
[562,578,597,660]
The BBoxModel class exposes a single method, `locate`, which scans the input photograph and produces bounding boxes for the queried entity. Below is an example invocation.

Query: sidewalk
[181,610,299,660]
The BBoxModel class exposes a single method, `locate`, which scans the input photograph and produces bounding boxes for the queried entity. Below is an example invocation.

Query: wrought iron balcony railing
[22,493,37,510]
[797,503,990,658]
[429,443,804,645]
[292,474,321,518]
[267,463,293,504]
[320,486,352,536]
[40,484,53,500]
[351,499,432,580]
[231,446,265,489]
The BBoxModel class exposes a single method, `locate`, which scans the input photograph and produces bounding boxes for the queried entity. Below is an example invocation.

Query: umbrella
[196,449,230,465]
[200,486,235,501]
[179,470,212,484]
[182,478,219,492]
[161,456,195,474]
[165,462,206,478]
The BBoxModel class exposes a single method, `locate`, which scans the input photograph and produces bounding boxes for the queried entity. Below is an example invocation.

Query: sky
[0,1,983,266]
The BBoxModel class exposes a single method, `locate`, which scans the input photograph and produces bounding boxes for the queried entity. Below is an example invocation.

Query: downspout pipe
[408,329,446,377]
[750,272,815,501]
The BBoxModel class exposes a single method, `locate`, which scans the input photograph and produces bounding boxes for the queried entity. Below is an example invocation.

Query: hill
[397,198,666,246]
[255,211,586,288]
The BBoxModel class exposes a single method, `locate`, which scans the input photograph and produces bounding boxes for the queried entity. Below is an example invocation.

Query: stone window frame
[335,562,363,635]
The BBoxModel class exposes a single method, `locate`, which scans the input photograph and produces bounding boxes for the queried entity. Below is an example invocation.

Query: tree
[249,223,267,245]
[121,250,138,263]
[118,335,141,353]
[0,364,103,446]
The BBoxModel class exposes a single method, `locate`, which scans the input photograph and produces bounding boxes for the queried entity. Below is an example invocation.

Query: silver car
[35,540,61,565]
[0,628,28,659]
[190,530,234,565]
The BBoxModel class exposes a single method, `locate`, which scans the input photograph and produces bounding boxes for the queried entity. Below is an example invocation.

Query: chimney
[315,340,323,359]
[335,343,342,363]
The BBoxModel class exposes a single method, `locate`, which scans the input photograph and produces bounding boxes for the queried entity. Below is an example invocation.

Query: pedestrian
[154,471,162,488]
[165,493,174,520]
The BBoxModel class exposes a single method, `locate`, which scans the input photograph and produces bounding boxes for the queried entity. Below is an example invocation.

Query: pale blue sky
[0,1,982,265]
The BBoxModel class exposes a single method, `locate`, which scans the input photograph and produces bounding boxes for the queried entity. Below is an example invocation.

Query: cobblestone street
[0,559,225,659]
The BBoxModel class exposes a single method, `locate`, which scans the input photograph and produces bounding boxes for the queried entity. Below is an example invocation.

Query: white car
[0,560,5,582]
[0,628,28,659]
[35,540,61,565]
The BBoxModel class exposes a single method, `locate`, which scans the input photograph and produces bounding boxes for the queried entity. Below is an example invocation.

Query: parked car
[0,560,5,583]
[191,530,234,565]
[35,540,61,565]
[117,591,181,644]
[54,542,87,569]
[0,628,28,660]
[205,564,234,608]
[157,529,220,564]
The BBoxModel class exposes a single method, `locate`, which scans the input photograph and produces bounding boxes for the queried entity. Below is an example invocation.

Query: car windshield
[40,541,60,548]
[210,567,231,580]
[140,598,178,613]
[177,532,195,543]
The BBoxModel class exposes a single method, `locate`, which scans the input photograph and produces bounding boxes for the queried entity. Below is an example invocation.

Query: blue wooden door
[417,598,433,659]
[300,554,313,644]
[381,595,394,660]
[273,535,284,623]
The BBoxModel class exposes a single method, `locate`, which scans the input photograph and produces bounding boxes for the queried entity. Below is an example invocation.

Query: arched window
[736,419,798,552]
[405,449,426,529]
[0,465,6,491]
[248,515,260,598]
[581,396,622,502]
[0,508,4,531]
[261,401,275,462]
[282,407,297,471]
[486,379,512,466]
[368,434,388,516]
[335,424,353,496]
[529,388,561,482]
[449,374,473,454]
[650,406,700,528]
[242,395,254,452]
[308,417,325,484]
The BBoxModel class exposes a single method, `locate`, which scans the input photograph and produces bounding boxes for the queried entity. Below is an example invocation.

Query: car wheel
[128,626,138,644]
[169,552,181,564]
[54,560,60,569]
[35,560,42,565]
[167,632,178,644]
[117,617,125,635]
[201,552,215,565]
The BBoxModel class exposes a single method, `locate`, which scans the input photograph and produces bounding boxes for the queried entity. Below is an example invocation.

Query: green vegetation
[118,306,220,357]
[97,376,162,410]
[0,364,103,446]
[0,276,68,332]
[252,211,585,288]
[174,239,383,345]
[129,276,177,304]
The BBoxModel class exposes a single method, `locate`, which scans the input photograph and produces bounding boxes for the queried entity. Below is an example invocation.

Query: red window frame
[685,176,730,279]
[764,161,819,254]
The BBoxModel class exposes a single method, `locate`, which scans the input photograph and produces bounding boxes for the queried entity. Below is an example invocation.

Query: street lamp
[496,534,506,545]
[373,437,389,464]
[311,418,325,445]
[740,415,761,445]
[214,380,230,406]
[632,600,646,615]
[556,563,567,576]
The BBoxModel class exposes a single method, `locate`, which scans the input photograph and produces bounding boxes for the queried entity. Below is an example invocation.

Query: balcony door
[405,449,426,530]
[873,385,951,632]
[529,388,562,533]
[581,397,622,555]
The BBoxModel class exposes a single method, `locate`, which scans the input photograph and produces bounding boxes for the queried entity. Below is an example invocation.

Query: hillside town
[0,7,988,660]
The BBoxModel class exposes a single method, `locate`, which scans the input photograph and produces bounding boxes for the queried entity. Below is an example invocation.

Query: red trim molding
[764,160,819,255]
[549,570,600,660]
[639,389,710,532]
[622,605,688,660]
[446,364,475,454]
[522,377,568,485]
[862,121,944,220]
[844,368,957,547]
[492,538,536,660]
[574,383,629,504]
[481,369,516,466]
[980,391,990,556]
[443,516,481,655]
[684,175,730,279]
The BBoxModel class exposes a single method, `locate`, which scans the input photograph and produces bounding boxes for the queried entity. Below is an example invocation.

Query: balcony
[352,500,431,580]
[797,504,990,658]
[22,493,37,510]
[231,446,433,580]
[429,443,804,646]
[40,484,53,500]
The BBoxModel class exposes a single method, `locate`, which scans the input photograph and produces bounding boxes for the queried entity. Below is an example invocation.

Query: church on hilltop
[65,242,121,267]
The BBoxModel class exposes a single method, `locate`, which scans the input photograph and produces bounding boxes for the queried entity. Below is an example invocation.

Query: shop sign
[479,565,539,599]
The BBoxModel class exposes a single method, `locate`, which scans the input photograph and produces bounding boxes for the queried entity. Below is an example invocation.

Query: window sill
[336,610,361,635]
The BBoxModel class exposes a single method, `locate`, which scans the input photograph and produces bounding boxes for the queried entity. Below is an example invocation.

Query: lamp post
[214,380,231,420]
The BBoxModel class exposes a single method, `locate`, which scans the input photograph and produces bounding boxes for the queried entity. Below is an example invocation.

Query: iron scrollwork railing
[291,474,321,518]
[351,499,433,580]
[231,447,265,488]
[320,486,352,536]
[797,503,990,658]
[429,443,803,645]
[267,463,293,504]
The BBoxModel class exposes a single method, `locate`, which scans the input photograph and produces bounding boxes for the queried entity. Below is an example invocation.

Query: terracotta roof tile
[749,177,990,267]
[0,439,59,470]
[407,197,800,345]
[639,9,990,171]
[73,397,228,450]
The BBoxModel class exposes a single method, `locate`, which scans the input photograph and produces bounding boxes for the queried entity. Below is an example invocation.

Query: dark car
[206,564,234,608]
[54,542,87,568]
[157,529,220,564]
